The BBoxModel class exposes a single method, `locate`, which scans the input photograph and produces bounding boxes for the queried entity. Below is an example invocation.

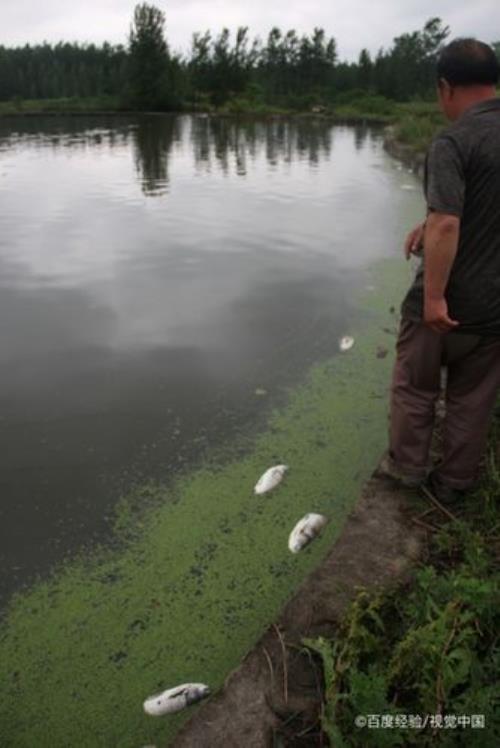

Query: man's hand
[404,222,425,260]
[424,296,459,334]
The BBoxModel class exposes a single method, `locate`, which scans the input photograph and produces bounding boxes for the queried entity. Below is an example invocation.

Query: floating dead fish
[254,465,288,495]
[143,683,210,716]
[339,336,354,352]
[400,184,415,190]
[288,513,328,553]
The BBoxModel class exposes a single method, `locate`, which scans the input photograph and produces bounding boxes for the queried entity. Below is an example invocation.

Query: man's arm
[423,211,460,333]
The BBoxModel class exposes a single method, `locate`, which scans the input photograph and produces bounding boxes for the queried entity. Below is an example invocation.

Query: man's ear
[438,77,453,99]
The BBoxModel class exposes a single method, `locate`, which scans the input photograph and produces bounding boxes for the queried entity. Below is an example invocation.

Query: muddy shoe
[425,472,468,505]
[375,453,425,488]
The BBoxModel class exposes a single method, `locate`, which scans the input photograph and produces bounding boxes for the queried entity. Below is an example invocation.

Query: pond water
[0,114,424,746]
[0,115,422,606]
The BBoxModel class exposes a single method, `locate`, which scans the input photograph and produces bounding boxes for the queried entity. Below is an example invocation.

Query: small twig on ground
[435,605,462,728]
[421,484,458,522]
[301,646,324,705]
[280,711,302,729]
[416,507,437,520]
[273,624,289,705]
[296,723,320,738]
[262,646,275,688]
[411,516,441,533]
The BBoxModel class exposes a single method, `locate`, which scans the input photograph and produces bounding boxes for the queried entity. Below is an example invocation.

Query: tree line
[1,4,499,110]
[0,42,128,102]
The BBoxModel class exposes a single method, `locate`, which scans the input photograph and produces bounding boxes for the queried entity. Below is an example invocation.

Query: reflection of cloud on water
[95,250,345,352]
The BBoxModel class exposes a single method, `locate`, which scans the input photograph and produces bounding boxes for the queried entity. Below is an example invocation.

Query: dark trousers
[389,319,500,488]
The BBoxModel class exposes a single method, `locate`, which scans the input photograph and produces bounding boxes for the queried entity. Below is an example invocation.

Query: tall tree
[357,48,372,90]
[373,17,449,99]
[189,31,212,96]
[128,3,170,109]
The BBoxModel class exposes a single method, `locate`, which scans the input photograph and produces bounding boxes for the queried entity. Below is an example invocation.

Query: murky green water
[0,115,423,746]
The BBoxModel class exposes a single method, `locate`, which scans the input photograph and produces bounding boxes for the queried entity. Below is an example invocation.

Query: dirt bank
[172,472,425,747]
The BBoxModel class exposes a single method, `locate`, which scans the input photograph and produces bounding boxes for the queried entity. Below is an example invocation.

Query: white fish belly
[288,513,328,553]
[143,683,209,716]
[254,465,288,494]
[339,336,354,352]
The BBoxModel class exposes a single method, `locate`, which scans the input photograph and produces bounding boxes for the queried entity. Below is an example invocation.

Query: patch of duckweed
[0,258,412,747]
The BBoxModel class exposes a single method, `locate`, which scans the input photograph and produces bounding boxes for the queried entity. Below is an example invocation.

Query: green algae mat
[0,260,412,747]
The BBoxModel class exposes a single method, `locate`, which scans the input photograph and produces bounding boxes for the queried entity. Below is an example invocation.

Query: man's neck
[456,86,497,117]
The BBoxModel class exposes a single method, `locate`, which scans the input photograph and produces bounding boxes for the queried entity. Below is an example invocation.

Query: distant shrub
[333,93,396,116]
[394,103,445,149]
[219,97,289,115]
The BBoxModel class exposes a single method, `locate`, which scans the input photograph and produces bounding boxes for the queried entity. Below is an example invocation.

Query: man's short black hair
[437,39,499,87]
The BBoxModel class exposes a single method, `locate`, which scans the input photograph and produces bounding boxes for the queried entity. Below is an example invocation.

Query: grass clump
[332,92,398,122]
[392,102,445,151]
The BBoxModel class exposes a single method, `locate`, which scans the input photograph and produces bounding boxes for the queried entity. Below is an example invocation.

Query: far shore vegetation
[2,4,498,150]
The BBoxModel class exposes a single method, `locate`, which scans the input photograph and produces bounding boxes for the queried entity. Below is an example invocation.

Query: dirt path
[171,470,424,747]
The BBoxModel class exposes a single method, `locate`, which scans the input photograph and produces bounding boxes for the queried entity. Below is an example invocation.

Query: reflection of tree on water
[353,124,375,152]
[190,116,333,175]
[132,115,181,196]
[0,116,131,153]
[292,118,332,165]
[191,116,257,176]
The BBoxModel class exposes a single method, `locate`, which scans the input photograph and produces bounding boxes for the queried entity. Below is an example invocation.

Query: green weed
[306,441,500,746]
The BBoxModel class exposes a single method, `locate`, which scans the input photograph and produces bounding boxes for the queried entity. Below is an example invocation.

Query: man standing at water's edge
[381,39,500,501]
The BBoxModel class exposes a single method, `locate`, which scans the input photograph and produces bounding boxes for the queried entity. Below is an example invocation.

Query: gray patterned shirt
[402,97,500,336]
